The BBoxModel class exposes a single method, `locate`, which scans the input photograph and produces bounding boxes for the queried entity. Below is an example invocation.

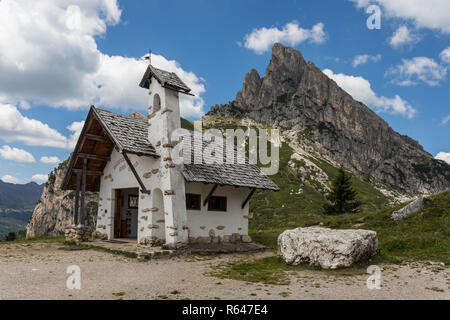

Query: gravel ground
[0,242,448,300]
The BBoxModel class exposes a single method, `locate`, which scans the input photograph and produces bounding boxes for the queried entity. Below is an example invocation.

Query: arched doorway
[152,188,166,243]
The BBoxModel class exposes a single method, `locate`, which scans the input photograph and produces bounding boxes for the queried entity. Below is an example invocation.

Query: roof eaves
[61,106,96,190]
[91,107,124,153]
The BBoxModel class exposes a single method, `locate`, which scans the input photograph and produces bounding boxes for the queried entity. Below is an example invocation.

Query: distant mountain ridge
[208,43,450,194]
[0,180,44,211]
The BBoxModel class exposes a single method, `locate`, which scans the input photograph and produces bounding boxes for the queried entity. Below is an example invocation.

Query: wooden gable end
[63,108,116,192]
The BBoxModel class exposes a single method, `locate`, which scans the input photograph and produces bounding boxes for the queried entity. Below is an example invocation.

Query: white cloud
[352,54,381,67]
[323,69,416,119]
[350,0,450,33]
[40,156,61,164]
[0,104,81,149]
[66,121,85,150]
[389,26,421,49]
[387,57,448,86]
[31,174,48,182]
[440,47,450,64]
[441,115,450,125]
[1,175,19,184]
[242,22,327,55]
[0,0,205,118]
[0,145,35,163]
[435,152,450,164]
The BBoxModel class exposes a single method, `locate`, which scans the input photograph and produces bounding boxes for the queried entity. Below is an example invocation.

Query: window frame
[153,93,161,113]
[207,196,227,212]
[185,193,201,211]
[128,195,139,209]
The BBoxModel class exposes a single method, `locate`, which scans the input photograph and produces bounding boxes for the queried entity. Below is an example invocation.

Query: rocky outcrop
[391,197,424,221]
[26,163,98,238]
[278,227,378,269]
[208,43,450,194]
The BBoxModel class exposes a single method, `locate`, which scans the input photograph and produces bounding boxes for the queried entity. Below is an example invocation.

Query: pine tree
[324,167,360,215]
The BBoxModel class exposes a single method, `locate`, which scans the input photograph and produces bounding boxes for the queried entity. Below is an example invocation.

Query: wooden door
[114,190,122,238]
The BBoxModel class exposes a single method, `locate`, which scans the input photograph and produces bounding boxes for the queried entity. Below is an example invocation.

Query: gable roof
[181,131,279,191]
[139,65,192,95]
[63,107,279,192]
[93,108,157,157]
[61,106,159,192]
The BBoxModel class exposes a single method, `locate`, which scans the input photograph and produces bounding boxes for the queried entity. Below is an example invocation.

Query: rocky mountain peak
[235,69,262,107]
[208,43,450,194]
[266,42,307,77]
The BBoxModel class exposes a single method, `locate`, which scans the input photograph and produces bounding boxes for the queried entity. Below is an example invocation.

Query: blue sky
[0,0,449,184]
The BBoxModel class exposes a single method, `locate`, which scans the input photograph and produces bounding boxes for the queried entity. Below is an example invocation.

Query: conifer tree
[324,167,360,215]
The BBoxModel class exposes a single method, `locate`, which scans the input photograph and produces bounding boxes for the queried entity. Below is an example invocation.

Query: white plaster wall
[147,79,166,146]
[147,77,188,247]
[95,149,162,241]
[185,182,250,238]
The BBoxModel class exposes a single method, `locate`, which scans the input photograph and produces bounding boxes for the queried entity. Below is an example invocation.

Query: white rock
[391,197,423,221]
[278,227,378,269]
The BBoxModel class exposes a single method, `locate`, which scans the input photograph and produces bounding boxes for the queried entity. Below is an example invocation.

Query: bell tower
[139,62,193,248]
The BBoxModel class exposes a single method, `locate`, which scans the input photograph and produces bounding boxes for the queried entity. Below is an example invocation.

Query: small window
[153,94,161,112]
[208,196,227,212]
[186,193,201,210]
[128,195,139,209]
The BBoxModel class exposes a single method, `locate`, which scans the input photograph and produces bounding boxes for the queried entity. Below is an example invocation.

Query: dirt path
[0,242,448,300]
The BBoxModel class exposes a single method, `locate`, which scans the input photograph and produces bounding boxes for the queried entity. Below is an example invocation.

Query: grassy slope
[212,191,449,285]
[199,116,448,266]
[252,190,450,264]
[199,116,388,229]
[0,212,32,239]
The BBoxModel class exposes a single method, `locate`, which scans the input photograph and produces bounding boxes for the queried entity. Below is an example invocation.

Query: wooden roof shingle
[93,108,158,157]
[139,65,192,95]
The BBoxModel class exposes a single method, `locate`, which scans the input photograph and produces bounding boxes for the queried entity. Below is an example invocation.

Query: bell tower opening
[153,93,161,113]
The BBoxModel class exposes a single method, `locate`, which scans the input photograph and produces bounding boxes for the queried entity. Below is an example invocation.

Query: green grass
[181,117,195,131]
[0,211,32,239]
[250,191,450,264]
[212,191,449,285]
[112,292,126,297]
[209,256,368,285]
[0,235,65,244]
[69,243,138,259]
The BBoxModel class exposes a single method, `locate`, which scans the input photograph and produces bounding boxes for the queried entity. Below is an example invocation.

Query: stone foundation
[64,226,90,244]
[188,233,252,244]
[138,236,165,247]
[92,230,108,241]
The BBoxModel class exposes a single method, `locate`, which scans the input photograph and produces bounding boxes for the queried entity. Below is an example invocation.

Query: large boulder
[391,197,423,221]
[278,227,378,269]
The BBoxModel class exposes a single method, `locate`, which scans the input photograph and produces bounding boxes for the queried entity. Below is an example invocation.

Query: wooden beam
[85,133,107,142]
[241,188,256,209]
[73,172,81,226]
[122,152,151,195]
[73,169,104,176]
[203,184,218,207]
[77,153,110,161]
[80,158,87,226]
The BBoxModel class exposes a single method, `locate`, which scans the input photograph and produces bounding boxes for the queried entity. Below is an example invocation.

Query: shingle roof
[93,108,158,157]
[180,131,280,191]
[93,108,279,191]
[139,65,192,94]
